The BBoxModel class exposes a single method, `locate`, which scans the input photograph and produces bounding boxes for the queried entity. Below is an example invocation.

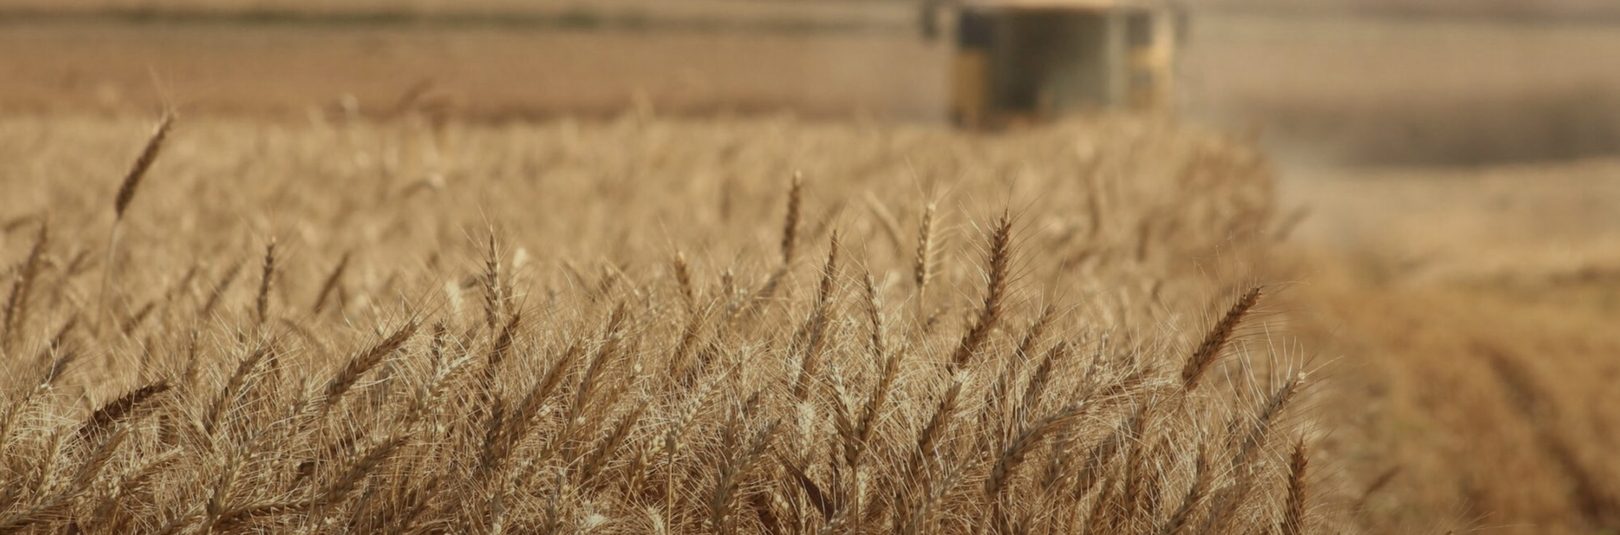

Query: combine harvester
[926,0,1183,127]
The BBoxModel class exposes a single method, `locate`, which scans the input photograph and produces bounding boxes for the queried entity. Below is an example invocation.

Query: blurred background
[5,0,1620,167]
[6,0,1620,264]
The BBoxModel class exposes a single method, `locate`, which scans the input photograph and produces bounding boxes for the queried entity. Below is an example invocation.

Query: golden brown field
[0,113,1333,534]
[4,3,1620,535]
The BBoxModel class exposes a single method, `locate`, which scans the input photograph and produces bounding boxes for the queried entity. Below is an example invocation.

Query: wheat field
[0,112,1333,534]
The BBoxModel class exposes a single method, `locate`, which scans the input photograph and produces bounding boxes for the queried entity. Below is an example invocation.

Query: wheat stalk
[1281,437,1310,535]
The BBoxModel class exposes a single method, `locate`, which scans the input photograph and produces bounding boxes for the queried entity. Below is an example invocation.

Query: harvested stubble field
[0,113,1330,534]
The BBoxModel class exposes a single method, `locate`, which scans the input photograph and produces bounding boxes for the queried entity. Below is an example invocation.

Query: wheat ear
[911,201,937,314]
[254,238,276,327]
[199,260,244,319]
[99,112,174,325]
[951,213,1013,369]
[1181,286,1262,392]
[2,222,46,352]
[1281,437,1310,535]
[1157,449,1212,535]
[671,251,695,307]
[1233,372,1304,467]
[78,380,171,441]
[985,404,1086,498]
[204,344,273,435]
[904,379,962,488]
[781,173,804,266]
[311,251,350,314]
[792,234,840,401]
[321,320,419,414]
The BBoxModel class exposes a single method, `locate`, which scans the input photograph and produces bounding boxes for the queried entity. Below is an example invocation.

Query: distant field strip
[0,7,914,33]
